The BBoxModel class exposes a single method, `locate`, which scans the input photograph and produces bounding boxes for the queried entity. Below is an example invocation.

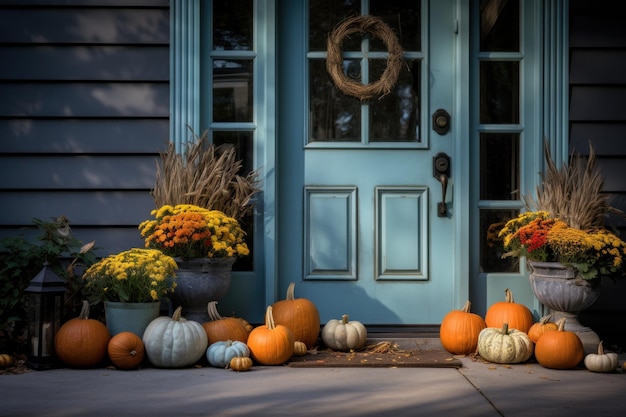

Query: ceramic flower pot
[104,301,161,338]
[169,257,236,323]
[528,261,601,354]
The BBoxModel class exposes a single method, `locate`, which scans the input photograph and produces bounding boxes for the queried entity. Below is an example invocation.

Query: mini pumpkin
[247,306,295,365]
[322,314,367,352]
[142,306,208,368]
[206,340,250,368]
[55,300,111,368]
[477,323,534,364]
[293,341,308,356]
[584,341,618,373]
[107,331,145,370]
[271,282,321,348]
[534,318,584,369]
[439,300,487,355]
[484,288,534,334]
[230,356,253,372]
[202,301,249,345]
[527,314,558,343]
[0,354,13,367]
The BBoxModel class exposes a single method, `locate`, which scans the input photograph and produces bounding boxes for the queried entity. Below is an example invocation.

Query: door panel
[278,0,461,324]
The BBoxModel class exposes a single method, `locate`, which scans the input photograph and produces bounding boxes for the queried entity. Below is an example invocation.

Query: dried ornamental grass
[152,130,261,220]
[525,142,622,230]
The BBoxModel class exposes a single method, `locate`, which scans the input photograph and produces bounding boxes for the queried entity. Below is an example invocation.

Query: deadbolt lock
[432,109,451,135]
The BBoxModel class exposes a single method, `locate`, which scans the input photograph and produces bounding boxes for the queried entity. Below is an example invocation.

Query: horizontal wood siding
[569,0,626,347]
[0,1,169,256]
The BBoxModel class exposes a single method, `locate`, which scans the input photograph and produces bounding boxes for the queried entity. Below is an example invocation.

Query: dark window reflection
[480,0,519,52]
[370,0,421,51]
[213,131,255,271]
[480,61,519,124]
[213,60,253,122]
[371,59,420,142]
[480,209,519,273]
[480,133,519,200]
[213,0,253,50]
[309,0,361,51]
[310,59,361,142]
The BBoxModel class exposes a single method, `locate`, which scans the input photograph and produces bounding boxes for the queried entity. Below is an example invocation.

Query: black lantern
[25,262,66,370]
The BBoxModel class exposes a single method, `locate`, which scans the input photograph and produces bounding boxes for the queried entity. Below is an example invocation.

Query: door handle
[438,174,448,217]
[433,153,451,217]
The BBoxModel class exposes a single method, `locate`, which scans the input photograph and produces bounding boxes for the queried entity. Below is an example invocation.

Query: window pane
[213,0,253,51]
[480,133,519,200]
[213,60,253,122]
[480,209,519,273]
[309,0,361,51]
[370,0,421,51]
[309,59,361,142]
[370,59,420,142]
[212,131,255,271]
[479,0,519,52]
[480,61,519,124]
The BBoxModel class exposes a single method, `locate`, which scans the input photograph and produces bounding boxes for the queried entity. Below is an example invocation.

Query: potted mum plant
[82,248,178,337]
[138,204,250,323]
[498,143,626,352]
[140,129,260,322]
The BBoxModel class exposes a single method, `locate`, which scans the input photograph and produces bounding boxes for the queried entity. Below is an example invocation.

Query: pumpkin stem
[504,288,514,303]
[207,301,223,321]
[461,300,472,313]
[501,323,509,334]
[265,305,276,330]
[172,306,183,321]
[341,314,349,324]
[539,314,553,324]
[285,282,296,301]
[555,317,567,331]
[79,300,91,320]
[597,340,605,355]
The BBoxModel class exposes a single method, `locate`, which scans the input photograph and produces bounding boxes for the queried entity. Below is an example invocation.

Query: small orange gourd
[247,305,295,365]
[485,288,534,334]
[293,341,308,356]
[55,300,111,368]
[0,354,13,367]
[272,282,320,348]
[527,314,558,343]
[202,301,249,345]
[107,331,145,370]
[230,356,253,372]
[439,300,487,355]
[534,318,584,369]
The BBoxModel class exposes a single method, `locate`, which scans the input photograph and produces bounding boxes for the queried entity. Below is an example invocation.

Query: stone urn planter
[528,261,601,354]
[169,257,236,323]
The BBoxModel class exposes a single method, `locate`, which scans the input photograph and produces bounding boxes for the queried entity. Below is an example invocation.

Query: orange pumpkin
[247,305,294,365]
[202,301,249,345]
[527,314,558,343]
[440,300,487,355]
[485,288,533,334]
[271,282,320,348]
[108,331,145,370]
[534,318,584,369]
[55,300,111,368]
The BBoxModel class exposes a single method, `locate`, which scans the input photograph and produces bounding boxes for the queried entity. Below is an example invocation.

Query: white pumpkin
[584,341,619,373]
[142,306,208,368]
[322,314,367,351]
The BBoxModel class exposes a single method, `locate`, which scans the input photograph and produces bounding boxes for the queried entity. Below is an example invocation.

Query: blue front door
[277,0,468,325]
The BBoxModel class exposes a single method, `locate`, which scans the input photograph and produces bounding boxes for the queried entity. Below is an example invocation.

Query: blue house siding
[0,0,170,256]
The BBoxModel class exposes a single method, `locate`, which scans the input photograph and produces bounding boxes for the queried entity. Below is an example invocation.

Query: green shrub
[0,217,97,355]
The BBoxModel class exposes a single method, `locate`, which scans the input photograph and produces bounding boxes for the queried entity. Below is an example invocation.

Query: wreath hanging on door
[326,15,403,100]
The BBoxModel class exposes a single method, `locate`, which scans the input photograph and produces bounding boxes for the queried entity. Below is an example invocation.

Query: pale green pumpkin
[206,340,250,368]
[477,323,534,364]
